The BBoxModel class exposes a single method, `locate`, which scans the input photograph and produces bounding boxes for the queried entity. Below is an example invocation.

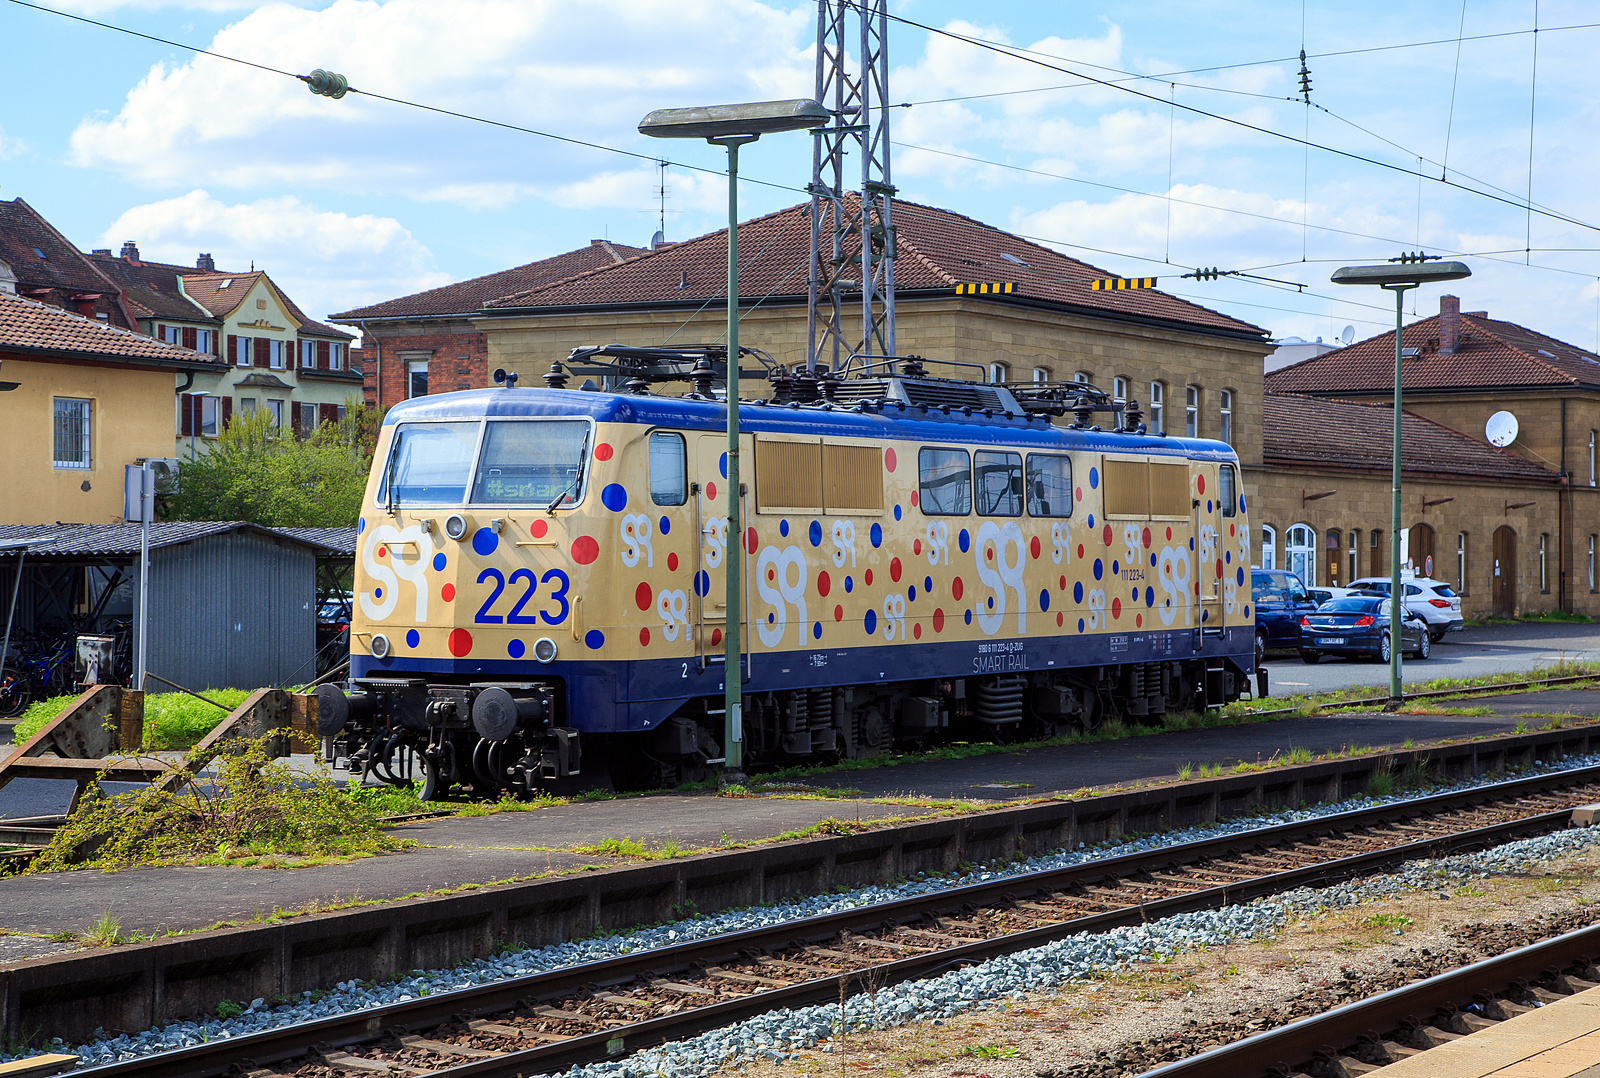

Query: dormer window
[218,279,232,289]
[32,248,46,259]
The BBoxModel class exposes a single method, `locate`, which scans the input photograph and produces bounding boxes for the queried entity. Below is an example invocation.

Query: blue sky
[3,0,1597,351]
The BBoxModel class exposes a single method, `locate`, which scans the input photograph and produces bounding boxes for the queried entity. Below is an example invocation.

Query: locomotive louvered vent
[830,379,895,403]
[901,379,1005,410]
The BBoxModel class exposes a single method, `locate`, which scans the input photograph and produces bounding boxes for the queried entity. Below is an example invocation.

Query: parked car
[1299,596,1429,663]
[1346,575,1465,641]
[1251,568,1320,664]
[1305,585,1362,606]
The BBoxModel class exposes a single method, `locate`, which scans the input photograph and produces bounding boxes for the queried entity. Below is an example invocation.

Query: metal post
[136,462,152,691]
[714,134,757,786]
[1384,283,1415,705]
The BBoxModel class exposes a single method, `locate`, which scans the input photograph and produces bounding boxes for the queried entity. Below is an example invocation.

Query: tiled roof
[0,199,113,295]
[482,198,1265,338]
[331,240,649,321]
[1264,393,1559,483]
[84,254,221,324]
[0,522,352,558]
[0,290,221,366]
[1265,310,1600,393]
[182,272,354,339]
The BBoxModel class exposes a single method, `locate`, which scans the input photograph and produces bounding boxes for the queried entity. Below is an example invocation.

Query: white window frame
[1259,524,1276,570]
[1540,533,1549,593]
[268,340,285,369]
[1589,431,1596,487]
[235,336,251,366]
[195,329,211,354]
[1149,381,1165,433]
[330,343,344,371]
[1219,388,1233,445]
[1031,366,1050,383]
[266,399,284,428]
[161,325,180,345]
[200,396,219,438]
[53,397,91,469]
[1185,384,1199,437]
[1287,523,1317,585]
[240,397,257,415]
[1458,532,1468,593]
[301,341,315,368]
[1349,530,1359,582]
[1111,376,1128,402]
[989,362,1009,384]
[1590,535,1597,592]
[1073,370,1091,385]
[409,359,429,399]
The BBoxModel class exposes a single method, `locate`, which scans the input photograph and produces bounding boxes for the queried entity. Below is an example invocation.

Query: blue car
[1299,596,1430,663]
[1251,568,1319,664]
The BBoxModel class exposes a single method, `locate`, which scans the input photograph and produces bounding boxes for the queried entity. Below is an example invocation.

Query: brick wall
[350,319,487,411]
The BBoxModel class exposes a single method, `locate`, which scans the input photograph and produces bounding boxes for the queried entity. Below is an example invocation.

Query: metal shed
[0,522,354,692]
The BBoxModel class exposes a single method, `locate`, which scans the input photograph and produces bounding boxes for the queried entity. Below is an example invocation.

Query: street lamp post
[640,98,828,785]
[1332,259,1471,704]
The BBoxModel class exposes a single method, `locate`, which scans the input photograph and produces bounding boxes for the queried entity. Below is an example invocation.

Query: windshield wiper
[546,428,590,514]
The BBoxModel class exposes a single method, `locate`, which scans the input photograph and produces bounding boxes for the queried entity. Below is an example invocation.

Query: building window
[268,340,285,369]
[1074,371,1091,384]
[235,336,251,366]
[1590,536,1597,592]
[161,325,180,345]
[1112,376,1128,402]
[301,341,315,368]
[1259,524,1276,569]
[1287,523,1316,584]
[53,398,91,469]
[195,329,212,354]
[988,363,1009,384]
[330,343,344,371]
[266,399,284,427]
[1457,532,1468,594]
[1149,381,1165,433]
[240,397,257,415]
[1349,530,1360,582]
[1540,533,1549,593]
[1032,366,1050,383]
[1219,388,1233,445]
[409,359,429,398]
[200,396,219,437]
[1185,385,1199,437]
[1590,431,1596,486]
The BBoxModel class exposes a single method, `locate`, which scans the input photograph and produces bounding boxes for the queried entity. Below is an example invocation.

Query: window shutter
[228,334,238,363]
[255,338,269,368]
[319,403,339,426]
[317,341,329,369]
[180,393,194,436]
[221,396,233,430]
[157,324,167,342]
[182,327,197,349]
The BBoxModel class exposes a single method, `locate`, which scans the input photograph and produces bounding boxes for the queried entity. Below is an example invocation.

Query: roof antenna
[653,160,669,249]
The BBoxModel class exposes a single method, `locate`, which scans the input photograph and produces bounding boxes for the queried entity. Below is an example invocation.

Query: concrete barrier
[2,721,1596,1045]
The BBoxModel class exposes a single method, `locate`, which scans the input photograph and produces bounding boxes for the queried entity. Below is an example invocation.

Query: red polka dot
[530,519,548,539]
[1075,487,1083,502]
[911,490,919,507]
[986,547,994,560]
[1142,527,1152,549]
[884,447,897,472]
[1195,581,1201,594]
[933,609,945,632]
[1059,575,1066,590]
[1077,543,1085,559]
[667,552,679,571]
[1166,526,1173,541]
[865,568,874,586]
[1229,523,1236,537]
[636,582,653,611]
[890,557,902,582]
[594,443,614,461]
[952,577,964,600]
[913,539,922,556]
[706,481,717,501]
[913,623,922,640]
[746,528,758,555]
[834,604,844,622]
[1057,612,1064,627]
[1136,614,1143,628]
[767,568,776,581]
[441,583,455,602]
[1196,474,1205,494]
[1112,597,1122,619]
[1103,524,1113,546]
[639,627,650,646]
[1030,536,1041,559]
[711,628,722,646]
[447,628,472,657]
[1216,559,1224,578]
[571,535,599,564]
[818,570,832,597]
[377,545,387,558]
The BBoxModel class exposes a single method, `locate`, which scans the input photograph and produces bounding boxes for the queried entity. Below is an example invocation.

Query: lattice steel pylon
[805,0,896,372]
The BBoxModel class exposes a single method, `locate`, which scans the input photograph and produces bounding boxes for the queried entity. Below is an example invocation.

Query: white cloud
[0,126,30,160]
[100,190,450,317]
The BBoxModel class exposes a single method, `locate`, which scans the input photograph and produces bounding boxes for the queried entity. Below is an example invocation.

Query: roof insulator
[305,69,349,99]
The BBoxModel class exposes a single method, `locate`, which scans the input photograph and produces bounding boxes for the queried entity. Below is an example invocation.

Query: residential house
[85,243,223,359]
[0,199,140,330]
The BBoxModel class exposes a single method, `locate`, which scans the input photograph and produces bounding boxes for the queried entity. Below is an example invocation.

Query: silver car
[1346,576,1465,642]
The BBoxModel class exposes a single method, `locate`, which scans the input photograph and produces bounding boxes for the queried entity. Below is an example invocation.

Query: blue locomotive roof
[383,386,1239,462]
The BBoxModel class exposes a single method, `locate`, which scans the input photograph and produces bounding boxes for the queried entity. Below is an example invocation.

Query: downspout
[1561,397,1569,612]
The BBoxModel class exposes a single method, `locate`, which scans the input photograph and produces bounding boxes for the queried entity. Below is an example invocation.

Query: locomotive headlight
[532,637,558,664]
[444,514,469,540]
[370,633,391,659]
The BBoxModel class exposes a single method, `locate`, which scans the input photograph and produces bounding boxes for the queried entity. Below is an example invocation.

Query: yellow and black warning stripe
[954,282,1016,295]
[1089,277,1158,291]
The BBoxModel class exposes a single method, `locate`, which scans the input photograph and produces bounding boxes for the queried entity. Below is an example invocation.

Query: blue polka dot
[908,586,916,602]
[780,519,790,537]
[584,629,605,650]
[845,576,854,593]
[432,552,446,571]
[373,587,383,599]
[1078,618,1086,633]
[1039,589,1050,612]
[695,570,710,596]
[809,520,822,547]
[924,576,933,593]
[1074,581,1084,603]
[1093,558,1103,580]
[357,517,365,534]
[870,523,883,547]
[1245,604,1252,618]
[1240,495,1247,513]
[472,528,499,556]
[767,612,775,624]
[1151,552,1158,567]
[1111,560,1119,575]
[894,504,902,521]
[959,529,971,553]
[964,609,973,625]
[405,628,419,648]
[1236,566,1245,586]
[1202,609,1209,621]
[1189,537,1194,550]
[812,621,822,640]
[987,596,994,609]
[865,609,878,635]
[1225,550,1232,564]
[1131,587,1138,601]
[720,453,728,479]
[659,516,671,535]
[601,483,628,512]
[508,639,525,658]
[1087,514,1095,529]
[1145,586,1155,606]
[1089,467,1099,489]
[1207,500,1214,513]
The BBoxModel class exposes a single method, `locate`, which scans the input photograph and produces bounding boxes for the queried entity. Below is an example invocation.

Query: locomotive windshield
[472,420,589,505]
[381,421,479,505]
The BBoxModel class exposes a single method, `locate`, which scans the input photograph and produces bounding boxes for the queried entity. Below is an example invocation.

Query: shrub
[12,689,254,750]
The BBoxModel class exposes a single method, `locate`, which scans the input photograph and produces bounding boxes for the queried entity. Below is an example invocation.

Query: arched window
[1348,530,1360,582]
[1457,532,1469,593]
[1112,376,1128,402]
[1150,381,1166,433]
[1287,523,1317,584]
[1185,385,1200,437]
[1540,533,1549,593]
[989,362,1009,384]
[1259,524,1277,570]
[1032,366,1051,383]
[1219,388,1233,445]
[1074,370,1092,385]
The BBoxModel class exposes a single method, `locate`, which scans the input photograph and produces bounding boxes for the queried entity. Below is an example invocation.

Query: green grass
[12,688,256,750]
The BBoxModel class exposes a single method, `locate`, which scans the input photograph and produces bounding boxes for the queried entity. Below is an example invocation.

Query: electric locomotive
[317,347,1258,797]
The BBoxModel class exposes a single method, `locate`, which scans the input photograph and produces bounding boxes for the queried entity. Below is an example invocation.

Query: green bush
[12,695,78,744]
[11,689,255,750]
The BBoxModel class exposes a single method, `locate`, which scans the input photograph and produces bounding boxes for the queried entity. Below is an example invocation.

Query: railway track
[1137,920,1600,1078]
[72,764,1600,1078]
[1250,670,1599,718]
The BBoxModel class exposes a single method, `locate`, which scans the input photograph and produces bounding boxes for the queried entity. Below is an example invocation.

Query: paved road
[1263,620,1600,696]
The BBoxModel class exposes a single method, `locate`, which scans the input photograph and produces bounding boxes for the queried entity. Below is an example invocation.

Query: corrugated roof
[1265,309,1600,393]
[1264,393,1560,483]
[0,522,353,558]
[182,272,355,340]
[333,240,649,322]
[85,255,222,324]
[0,198,114,295]
[482,198,1265,338]
[0,290,222,366]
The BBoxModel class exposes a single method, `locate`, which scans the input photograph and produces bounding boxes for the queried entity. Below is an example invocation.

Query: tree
[164,404,379,527]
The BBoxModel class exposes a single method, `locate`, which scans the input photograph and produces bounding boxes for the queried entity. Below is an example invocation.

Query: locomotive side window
[471,420,589,505]
[650,431,687,506]
[918,448,971,515]
[1219,463,1238,517]
[380,421,480,505]
[1025,453,1072,517]
[974,450,1022,516]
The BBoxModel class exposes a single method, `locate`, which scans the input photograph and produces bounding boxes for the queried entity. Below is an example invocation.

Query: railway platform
[0,690,1593,943]
[1370,983,1600,1077]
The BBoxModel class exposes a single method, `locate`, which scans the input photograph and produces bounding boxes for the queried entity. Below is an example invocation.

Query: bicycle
[0,635,76,718]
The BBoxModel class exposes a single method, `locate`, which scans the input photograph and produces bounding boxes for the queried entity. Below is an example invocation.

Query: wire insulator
[306,68,349,99]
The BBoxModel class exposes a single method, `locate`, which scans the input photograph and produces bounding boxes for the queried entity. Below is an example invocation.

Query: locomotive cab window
[471,419,590,506]
[1025,453,1072,517]
[649,431,687,506]
[380,421,480,505]
[918,447,971,515]
[975,450,1022,516]
[1219,464,1238,517]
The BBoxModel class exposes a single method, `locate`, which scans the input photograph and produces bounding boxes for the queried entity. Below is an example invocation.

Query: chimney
[90,248,112,257]
[119,240,140,262]
[1438,294,1460,354]
[196,252,215,272]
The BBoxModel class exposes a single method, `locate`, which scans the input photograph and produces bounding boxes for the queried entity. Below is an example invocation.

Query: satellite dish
[1485,410,1519,447]
[1340,325,1355,345]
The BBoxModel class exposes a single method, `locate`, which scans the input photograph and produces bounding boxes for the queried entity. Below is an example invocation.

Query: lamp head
[1331,261,1472,287]
[638,99,828,141]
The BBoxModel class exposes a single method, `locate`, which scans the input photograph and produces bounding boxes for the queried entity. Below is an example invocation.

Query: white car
[1346,576,1465,642]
